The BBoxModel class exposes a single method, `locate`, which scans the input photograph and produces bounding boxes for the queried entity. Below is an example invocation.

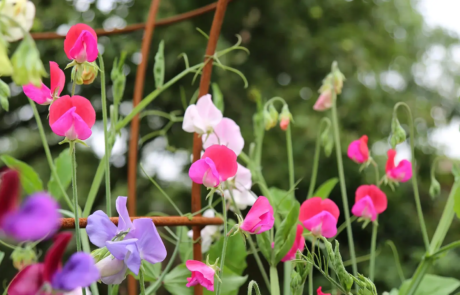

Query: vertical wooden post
[191,0,229,294]
[127,0,162,294]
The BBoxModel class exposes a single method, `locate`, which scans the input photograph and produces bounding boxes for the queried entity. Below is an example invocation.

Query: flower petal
[70,95,96,128]
[116,196,133,233]
[313,91,332,111]
[240,196,274,234]
[106,238,138,261]
[50,61,65,97]
[189,159,211,185]
[23,82,52,105]
[44,232,73,282]
[299,197,340,222]
[351,196,377,221]
[125,219,167,265]
[96,256,127,285]
[8,263,44,295]
[202,118,244,155]
[355,185,387,214]
[86,210,117,248]
[72,111,93,140]
[52,253,100,291]
[0,169,20,226]
[64,24,98,62]
[50,107,76,137]
[202,145,237,181]
[186,260,215,291]
[183,105,205,134]
[281,224,305,262]
[302,211,338,238]
[195,94,223,129]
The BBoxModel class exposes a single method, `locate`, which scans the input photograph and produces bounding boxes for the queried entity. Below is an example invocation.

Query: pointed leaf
[1,155,43,194]
[313,178,339,199]
[47,148,72,200]
[399,274,460,295]
[274,201,300,264]
[163,264,193,295]
[203,267,248,295]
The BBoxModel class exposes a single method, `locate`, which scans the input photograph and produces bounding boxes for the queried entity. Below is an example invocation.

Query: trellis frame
[32,1,231,294]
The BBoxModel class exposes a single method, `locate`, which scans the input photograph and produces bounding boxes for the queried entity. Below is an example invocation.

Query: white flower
[0,0,35,42]
[224,164,256,211]
[188,209,221,253]
[182,94,223,135]
[65,288,91,295]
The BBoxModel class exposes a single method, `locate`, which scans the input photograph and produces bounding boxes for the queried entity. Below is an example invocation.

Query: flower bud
[91,246,110,263]
[11,36,47,86]
[290,270,302,294]
[0,37,13,76]
[269,104,279,123]
[72,61,98,85]
[320,123,334,157]
[390,117,406,148]
[264,109,277,130]
[331,61,346,94]
[279,104,293,131]
[334,241,354,292]
[429,177,441,200]
[11,246,38,270]
[111,54,127,105]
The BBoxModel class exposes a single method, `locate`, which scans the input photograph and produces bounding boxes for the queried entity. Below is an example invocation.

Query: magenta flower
[8,232,99,295]
[385,149,412,182]
[49,95,96,141]
[185,260,215,291]
[317,286,331,295]
[23,61,65,105]
[183,94,223,135]
[299,197,340,238]
[0,170,61,242]
[347,135,369,164]
[64,23,98,63]
[202,118,244,155]
[281,224,305,262]
[240,196,275,234]
[313,90,332,111]
[351,185,387,222]
[189,145,238,188]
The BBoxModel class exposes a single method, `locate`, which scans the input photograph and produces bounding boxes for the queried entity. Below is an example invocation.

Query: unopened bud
[11,36,47,86]
[290,270,302,294]
[390,117,406,148]
[334,241,354,292]
[264,109,277,130]
[429,177,441,200]
[331,61,346,94]
[11,246,38,270]
[279,104,292,131]
[91,246,110,263]
[72,61,98,85]
[320,123,333,157]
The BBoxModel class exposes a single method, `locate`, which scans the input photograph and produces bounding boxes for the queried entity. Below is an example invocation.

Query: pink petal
[185,260,215,291]
[385,149,397,172]
[196,94,223,128]
[68,30,99,63]
[50,107,92,140]
[49,61,65,97]
[189,158,220,187]
[317,286,331,295]
[8,263,44,295]
[240,196,274,234]
[64,24,97,60]
[351,196,377,221]
[233,164,252,191]
[302,211,337,238]
[203,118,244,155]
[281,224,305,262]
[183,105,204,133]
[50,107,75,137]
[355,185,387,214]
[313,90,332,111]
[202,145,237,181]
[72,111,93,140]
[23,83,52,105]
[299,197,340,223]
[347,135,369,164]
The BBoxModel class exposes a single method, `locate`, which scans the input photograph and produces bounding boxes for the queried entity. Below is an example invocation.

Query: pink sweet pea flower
[189,145,237,188]
[183,94,223,135]
[299,197,340,238]
[385,149,412,182]
[185,260,215,292]
[49,95,96,141]
[203,118,244,155]
[64,23,98,63]
[352,185,387,221]
[281,224,305,262]
[347,135,369,164]
[313,90,332,111]
[317,286,331,295]
[23,61,65,105]
[240,196,275,234]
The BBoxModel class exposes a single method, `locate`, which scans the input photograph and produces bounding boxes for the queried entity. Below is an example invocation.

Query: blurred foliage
[1,0,460,294]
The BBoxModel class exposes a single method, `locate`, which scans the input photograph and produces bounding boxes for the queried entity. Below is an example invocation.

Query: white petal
[196,94,223,131]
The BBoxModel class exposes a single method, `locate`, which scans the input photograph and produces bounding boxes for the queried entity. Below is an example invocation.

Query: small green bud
[269,104,279,123]
[429,177,441,200]
[290,270,302,294]
[11,36,47,86]
[91,246,110,263]
[334,241,354,292]
[11,245,38,270]
[248,87,262,104]
[331,61,346,94]
[264,108,277,130]
[72,61,98,85]
[279,104,293,131]
[390,117,406,148]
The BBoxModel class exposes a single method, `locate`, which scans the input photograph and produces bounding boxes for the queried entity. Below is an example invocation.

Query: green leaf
[269,187,296,216]
[208,220,247,275]
[256,230,272,264]
[47,148,72,200]
[1,155,43,194]
[313,178,339,199]
[274,201,300,264]
[163,264,194,295]
[453,184,460,219]
[212,83,224,113]
[399,274,460,295]
[204,267,248,295]
[179,226,193,263]
[154,40,165,88]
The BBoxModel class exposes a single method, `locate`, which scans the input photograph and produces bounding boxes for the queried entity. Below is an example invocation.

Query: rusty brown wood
[191,0,230,294]
[60,216,224,228]
[127,0,162,294]
[30,1,228,40]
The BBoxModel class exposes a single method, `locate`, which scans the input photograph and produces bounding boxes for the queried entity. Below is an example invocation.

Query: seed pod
[154,40,165,88]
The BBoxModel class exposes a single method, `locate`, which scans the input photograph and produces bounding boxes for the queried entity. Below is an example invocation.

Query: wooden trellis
[33,0,231,294]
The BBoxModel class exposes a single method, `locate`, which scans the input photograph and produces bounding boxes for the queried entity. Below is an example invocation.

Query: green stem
[81,230,99,295]
[98,54,112,217]
[216,195,229,295]
[110,284,119,295]
[308,238,316,295]
[371,159,380,187]
[330,91,357,278]
[369,221,378,281]
[405,257,432,295]
[139,267,146,295]
[386,241,405,283]
[28,99,74,211]
[307,118,331,199]
[270,266,281,295]
[430,240,460,257]
[71,81,76,96]
[70,142,82,251]
[82,154,107,217]
[284,124,295,295]
[394,102,430,251]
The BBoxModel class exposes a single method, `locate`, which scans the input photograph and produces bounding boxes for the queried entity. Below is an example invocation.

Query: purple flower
[52,252,100,291]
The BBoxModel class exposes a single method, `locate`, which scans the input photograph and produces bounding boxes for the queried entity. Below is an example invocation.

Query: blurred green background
[1,0,460,294]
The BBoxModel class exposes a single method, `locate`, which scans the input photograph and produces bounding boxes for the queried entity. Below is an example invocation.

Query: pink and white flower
[203,118,244,155]
[351,185,387,222]
[347,135,369,164]
[185,260,215,291]
[23,61,65,105]
[240,196,274,234]
[299,197,340,238]
[313,90,332,111]
[64,24,98,63]
[385,149,412,182]
[183,94,223,135]
[223,164,255,211]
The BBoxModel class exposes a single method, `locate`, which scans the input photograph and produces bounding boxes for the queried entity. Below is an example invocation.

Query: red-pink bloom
[185,260,215,292]
[317,286,331,295]
[280,118,290,131]
[189,145,237,188]
[385,149,412,182]
[299,197,340,238]
[351,185,387,221]
[281,224,305,262]
[347,135,369,164]
[49,95,96,141]
[0,169,20,226]
[313,90,332,111]
[23,61,65,105]
[240,196,274,234]
[64,24,98,63]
